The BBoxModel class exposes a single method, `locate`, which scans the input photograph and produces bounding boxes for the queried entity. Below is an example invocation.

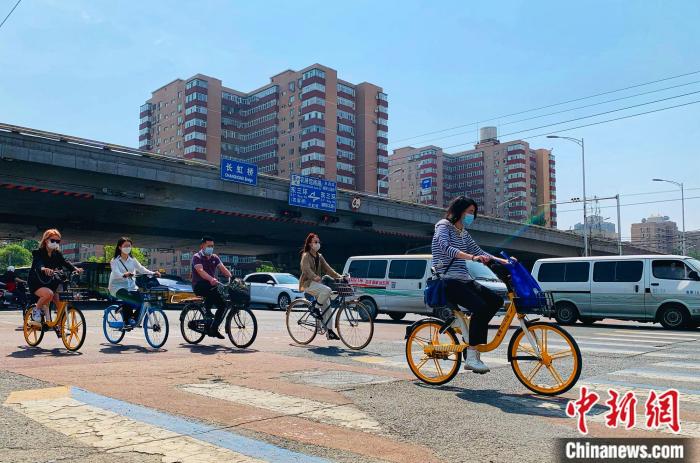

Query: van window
[652,260,694,280]
[538,262,590,282]
[593,261,643,282]
[348,260,388,279]
[389,260,427,279]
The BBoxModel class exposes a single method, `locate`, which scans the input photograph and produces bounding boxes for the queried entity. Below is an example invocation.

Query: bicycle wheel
[405,319,461,386]
[335,300,374,350]
[226,307,257,348]
[61,306,86,352]
[180,303,206,344]
[286,299,318,345]
[23,305,44,347]
[508,321,582,396]
[102,305,125,344]
[144,308,169,349]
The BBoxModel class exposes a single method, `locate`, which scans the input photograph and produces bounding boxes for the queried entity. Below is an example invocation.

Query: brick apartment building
[631,215,680,254]
[140,64,389,195]
[389,127,557,227]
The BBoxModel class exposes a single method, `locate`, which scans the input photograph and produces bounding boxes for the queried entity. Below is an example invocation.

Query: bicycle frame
[423,292,542,358]
[106,293,163,329]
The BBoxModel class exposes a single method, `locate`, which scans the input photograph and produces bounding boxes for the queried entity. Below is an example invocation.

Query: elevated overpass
[0,123,650,269]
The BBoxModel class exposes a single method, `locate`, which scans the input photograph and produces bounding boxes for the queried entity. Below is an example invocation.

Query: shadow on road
[99,344,168,354]
[177,343,259,355]
[7,345,83,358]
[418,384,607,419]
[301,345,384,358]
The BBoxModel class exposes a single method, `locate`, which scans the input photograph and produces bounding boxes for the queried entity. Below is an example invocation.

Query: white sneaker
[464,348,490,374]
[28,308,43,327]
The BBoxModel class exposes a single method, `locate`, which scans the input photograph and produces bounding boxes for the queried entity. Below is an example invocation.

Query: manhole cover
[281,370,397,389]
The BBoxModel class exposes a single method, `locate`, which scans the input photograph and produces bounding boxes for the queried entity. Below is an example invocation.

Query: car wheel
[360,298,379,320]
[554,302,579,325]
[659,304,690,330]
[388,312,406,322]
[278,293,291,311]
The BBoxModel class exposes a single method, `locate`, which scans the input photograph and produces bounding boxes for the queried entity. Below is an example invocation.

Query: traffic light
[321,214,339,224]
[279,209,302,219]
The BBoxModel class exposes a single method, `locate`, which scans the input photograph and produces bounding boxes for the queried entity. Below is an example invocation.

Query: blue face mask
[204,246,214,256]
[462,213,475,228]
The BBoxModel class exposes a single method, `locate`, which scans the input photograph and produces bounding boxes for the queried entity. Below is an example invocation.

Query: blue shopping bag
[423,258,456,307]
[500,251,544,309]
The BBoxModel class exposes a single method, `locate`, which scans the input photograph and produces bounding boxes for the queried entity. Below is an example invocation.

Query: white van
[342,254,509,321]
[531,255,700,330]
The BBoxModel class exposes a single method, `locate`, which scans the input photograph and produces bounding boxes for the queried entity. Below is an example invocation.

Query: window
[336,135,355,147]
[288,81,295,92]
[336,83,356,96]
[185,105,208,116]
[301,82,325,95]
[246,274,271,284]
[288,95,295,104]
[507,143,525,152]
[301,96,325,108]
[337,109,355,122]
[185,92,207,103]
[389,260,427,279]
[185,78,208,90]
[538,262,590,282]
[348,260,387,279]
[652,260,694,280]
[593,261,643,282]
[302,68,326,80]
[337,96,355,109]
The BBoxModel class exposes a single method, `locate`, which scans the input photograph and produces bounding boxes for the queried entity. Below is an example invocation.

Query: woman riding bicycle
[108,237,160,326]
[27,229,83,327]
[299,233,343,340]
[432,196,515,374]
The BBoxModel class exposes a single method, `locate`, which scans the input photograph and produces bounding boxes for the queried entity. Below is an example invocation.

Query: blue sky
[1,0,698,239]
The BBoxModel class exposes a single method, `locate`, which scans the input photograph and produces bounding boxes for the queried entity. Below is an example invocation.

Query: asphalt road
[0,307,698,463]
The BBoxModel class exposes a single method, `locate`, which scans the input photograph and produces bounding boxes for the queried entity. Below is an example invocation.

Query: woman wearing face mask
[27,229,83,327]
[432,196,514,374]
[108,237,160,326]
[299,233,343,340]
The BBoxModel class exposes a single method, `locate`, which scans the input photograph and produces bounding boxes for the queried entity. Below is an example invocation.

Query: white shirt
[108,256,154,296]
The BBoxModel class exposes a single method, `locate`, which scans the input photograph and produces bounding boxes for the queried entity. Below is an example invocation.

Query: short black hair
[201,235,214,244]
[445,196,479,224]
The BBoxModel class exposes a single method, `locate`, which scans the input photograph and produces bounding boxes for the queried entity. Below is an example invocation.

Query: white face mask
[121,247,132,255]
[311,243,321,252]
[47,242,60,251]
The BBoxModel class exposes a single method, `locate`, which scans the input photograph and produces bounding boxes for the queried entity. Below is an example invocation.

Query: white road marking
[181,383,382,432]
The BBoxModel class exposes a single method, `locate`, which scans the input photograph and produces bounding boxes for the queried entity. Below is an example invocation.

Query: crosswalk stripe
[586,411,700,437]
[653,361,700,370]
[609,330,700,340]
[577,336,674,345]
[610,367,700,383]
[181,383,382,432]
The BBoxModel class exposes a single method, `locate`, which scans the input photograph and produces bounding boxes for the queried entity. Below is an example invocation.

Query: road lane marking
[653,360,700,370]
[4,387,331,463]
[181,382,382,432]
[609,367,700,383]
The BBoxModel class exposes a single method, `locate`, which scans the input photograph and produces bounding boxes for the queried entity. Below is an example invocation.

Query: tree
[20,239,39,251]
[256,262,279,273]
[0,244,32,271]
[88,245,148,266]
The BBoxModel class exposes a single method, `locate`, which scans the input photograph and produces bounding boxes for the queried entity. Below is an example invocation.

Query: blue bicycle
[102,277,170,349]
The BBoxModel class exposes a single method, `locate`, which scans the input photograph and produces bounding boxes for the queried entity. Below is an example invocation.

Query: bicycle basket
[331,280,354,297]
[227,281,251,306]
[513,291,555,316]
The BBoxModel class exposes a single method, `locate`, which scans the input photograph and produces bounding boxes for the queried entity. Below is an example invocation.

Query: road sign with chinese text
[289,174,337,212]
[220,158,258,186]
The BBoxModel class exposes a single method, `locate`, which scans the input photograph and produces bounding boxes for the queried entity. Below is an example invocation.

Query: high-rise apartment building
[139,64,389,194]
[389,127,557,227]
[631,215,679,254]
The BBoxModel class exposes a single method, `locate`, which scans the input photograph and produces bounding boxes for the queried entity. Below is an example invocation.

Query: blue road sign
[221,158,258,186]
[289,174,337,212]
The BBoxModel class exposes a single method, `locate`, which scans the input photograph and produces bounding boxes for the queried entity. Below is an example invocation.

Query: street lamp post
[378,167,405,197]
[653,178,686,255]
[547,135,588,256]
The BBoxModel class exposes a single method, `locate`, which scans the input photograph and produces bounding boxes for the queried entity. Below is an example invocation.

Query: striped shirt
[431,219,492,281]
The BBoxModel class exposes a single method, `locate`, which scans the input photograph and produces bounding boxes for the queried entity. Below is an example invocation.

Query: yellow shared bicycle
[23,270,87,352]
[405,291,582,395]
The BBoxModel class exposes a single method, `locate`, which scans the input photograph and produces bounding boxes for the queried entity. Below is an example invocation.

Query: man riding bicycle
[191,236,232,339]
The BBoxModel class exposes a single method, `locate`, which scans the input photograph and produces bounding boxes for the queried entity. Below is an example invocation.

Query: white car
[243,273,304,310]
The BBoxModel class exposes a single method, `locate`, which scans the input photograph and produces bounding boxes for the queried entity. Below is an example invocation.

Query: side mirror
[266,280,275,285]
[689,270,700,281]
